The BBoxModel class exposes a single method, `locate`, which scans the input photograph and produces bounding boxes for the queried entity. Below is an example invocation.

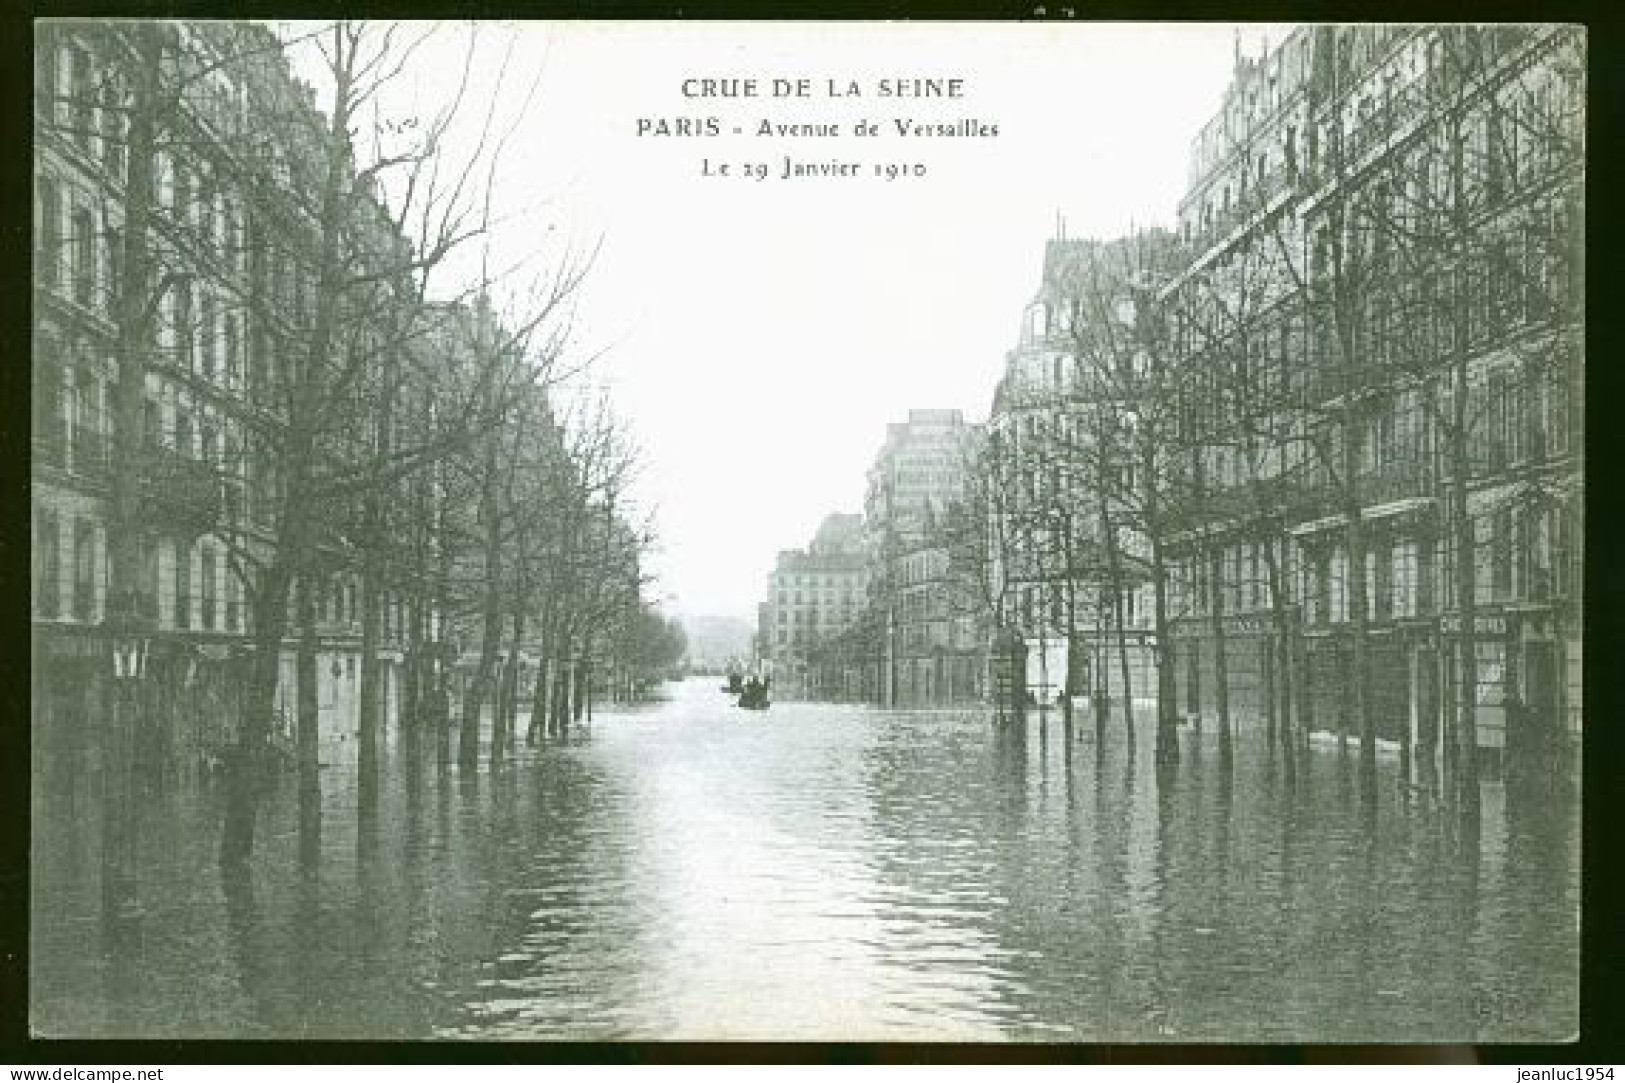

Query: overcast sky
[290,21,1284,621]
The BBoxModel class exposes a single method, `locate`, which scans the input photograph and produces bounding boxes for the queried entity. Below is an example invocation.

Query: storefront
[1438,610,1512,774]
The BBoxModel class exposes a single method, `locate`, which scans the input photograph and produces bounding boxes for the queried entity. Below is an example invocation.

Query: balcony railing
[1166,454,1434,535]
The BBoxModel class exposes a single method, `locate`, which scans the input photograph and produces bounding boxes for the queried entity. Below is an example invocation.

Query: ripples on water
[32,678,1578,1041]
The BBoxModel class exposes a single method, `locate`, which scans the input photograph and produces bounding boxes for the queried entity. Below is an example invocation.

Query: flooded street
[32,678,1578,1042]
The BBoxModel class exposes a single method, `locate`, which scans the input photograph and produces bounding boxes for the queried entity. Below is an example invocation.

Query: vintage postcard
[30,20,1582,1043]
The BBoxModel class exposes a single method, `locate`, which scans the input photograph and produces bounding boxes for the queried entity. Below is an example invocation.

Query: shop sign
[1225,615,1277,634]
[1440,614,1508,635]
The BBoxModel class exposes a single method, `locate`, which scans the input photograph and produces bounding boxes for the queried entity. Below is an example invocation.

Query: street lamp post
[102,588,151,926]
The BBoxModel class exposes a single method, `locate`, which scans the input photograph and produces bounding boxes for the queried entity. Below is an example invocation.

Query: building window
[224,312,240,389]
[137,534,159,621]
[37,177,62,286]
[72,369,102,475]
[69,44,93,152]
[201,547,217,631]
[173,279,194,371]
[200,291,216,379]
[72,517,95,622]
[37,38,60,122]
[34,354,64,463]
[1392,540,1418,619]
[226,571,240,632]
[72,207,95,307]
[174,539,192,629]
[101,81,126,181]
[34,510,60,618]
[105,225,123,312]
[1492,506,1514,598]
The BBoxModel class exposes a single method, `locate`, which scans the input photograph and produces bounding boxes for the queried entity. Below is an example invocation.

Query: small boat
[736,678,771,711]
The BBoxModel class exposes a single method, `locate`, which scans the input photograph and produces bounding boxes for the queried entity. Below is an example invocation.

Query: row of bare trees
[37,21,669,899]
[939,26,1581,816]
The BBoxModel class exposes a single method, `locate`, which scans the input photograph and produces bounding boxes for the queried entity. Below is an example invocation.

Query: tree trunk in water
[1093,605,1108,752]
[225,23,357,866]
[358,371,394,808]
[102,680,137,924]
[489,633,508,772]
[104,21,162,916]
[551,634,572,736]
[528,658,549,746]
[503,611,525,754]
[1450,389,1482,824]
[1148,532,1176,770]
[461,662,491,777]
[1100,503,1136,757]
[220,555,294,869]
[1345,506,1377,808]
[1293,608,1312,757]
[1448,120,1481,830]
[464,408,503,773]
[1061,554,1078,728]
[403,599,423,734]
[1113,585,1133,752]
[1208,546,1234,768]
[574,649,590,724]
[434,657,451,772]
[297,572,320,796]
[1262,605,1278,753]
[1279,620,1298,788]
[1265,541,1297,788]
[358,570,381,809]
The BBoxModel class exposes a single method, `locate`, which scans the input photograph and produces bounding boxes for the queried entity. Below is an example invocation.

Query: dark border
[2,0,1621,1067]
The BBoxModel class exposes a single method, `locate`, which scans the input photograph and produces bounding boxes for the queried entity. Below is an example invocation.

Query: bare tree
[210,21,557,865]
[1047,231,1189,769]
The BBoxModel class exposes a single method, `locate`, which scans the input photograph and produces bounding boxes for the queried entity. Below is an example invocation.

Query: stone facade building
[863,410,984,706]
[32,22,475,772]
[760,513,869,699]
[986,237,1166,710]
[1157,25,1582,770]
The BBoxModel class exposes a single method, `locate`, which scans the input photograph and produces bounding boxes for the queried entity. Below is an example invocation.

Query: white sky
[288,21,1285,621]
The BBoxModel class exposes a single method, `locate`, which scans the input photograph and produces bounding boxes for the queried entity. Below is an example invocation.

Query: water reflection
[32,678,1578,1041]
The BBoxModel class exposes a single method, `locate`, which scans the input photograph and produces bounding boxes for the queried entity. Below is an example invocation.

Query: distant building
[681,613,757,673]
[760,513,869,699]
[986,238,1165,708]
[863,409,984,706]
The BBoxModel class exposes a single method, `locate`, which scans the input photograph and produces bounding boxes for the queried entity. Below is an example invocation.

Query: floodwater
[31,677,1579,1042]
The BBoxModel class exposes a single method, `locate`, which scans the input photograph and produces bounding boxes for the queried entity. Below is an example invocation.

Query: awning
[1466,475,1581,519]
[1361,497,1434,521]
[1287,513,1347,538]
